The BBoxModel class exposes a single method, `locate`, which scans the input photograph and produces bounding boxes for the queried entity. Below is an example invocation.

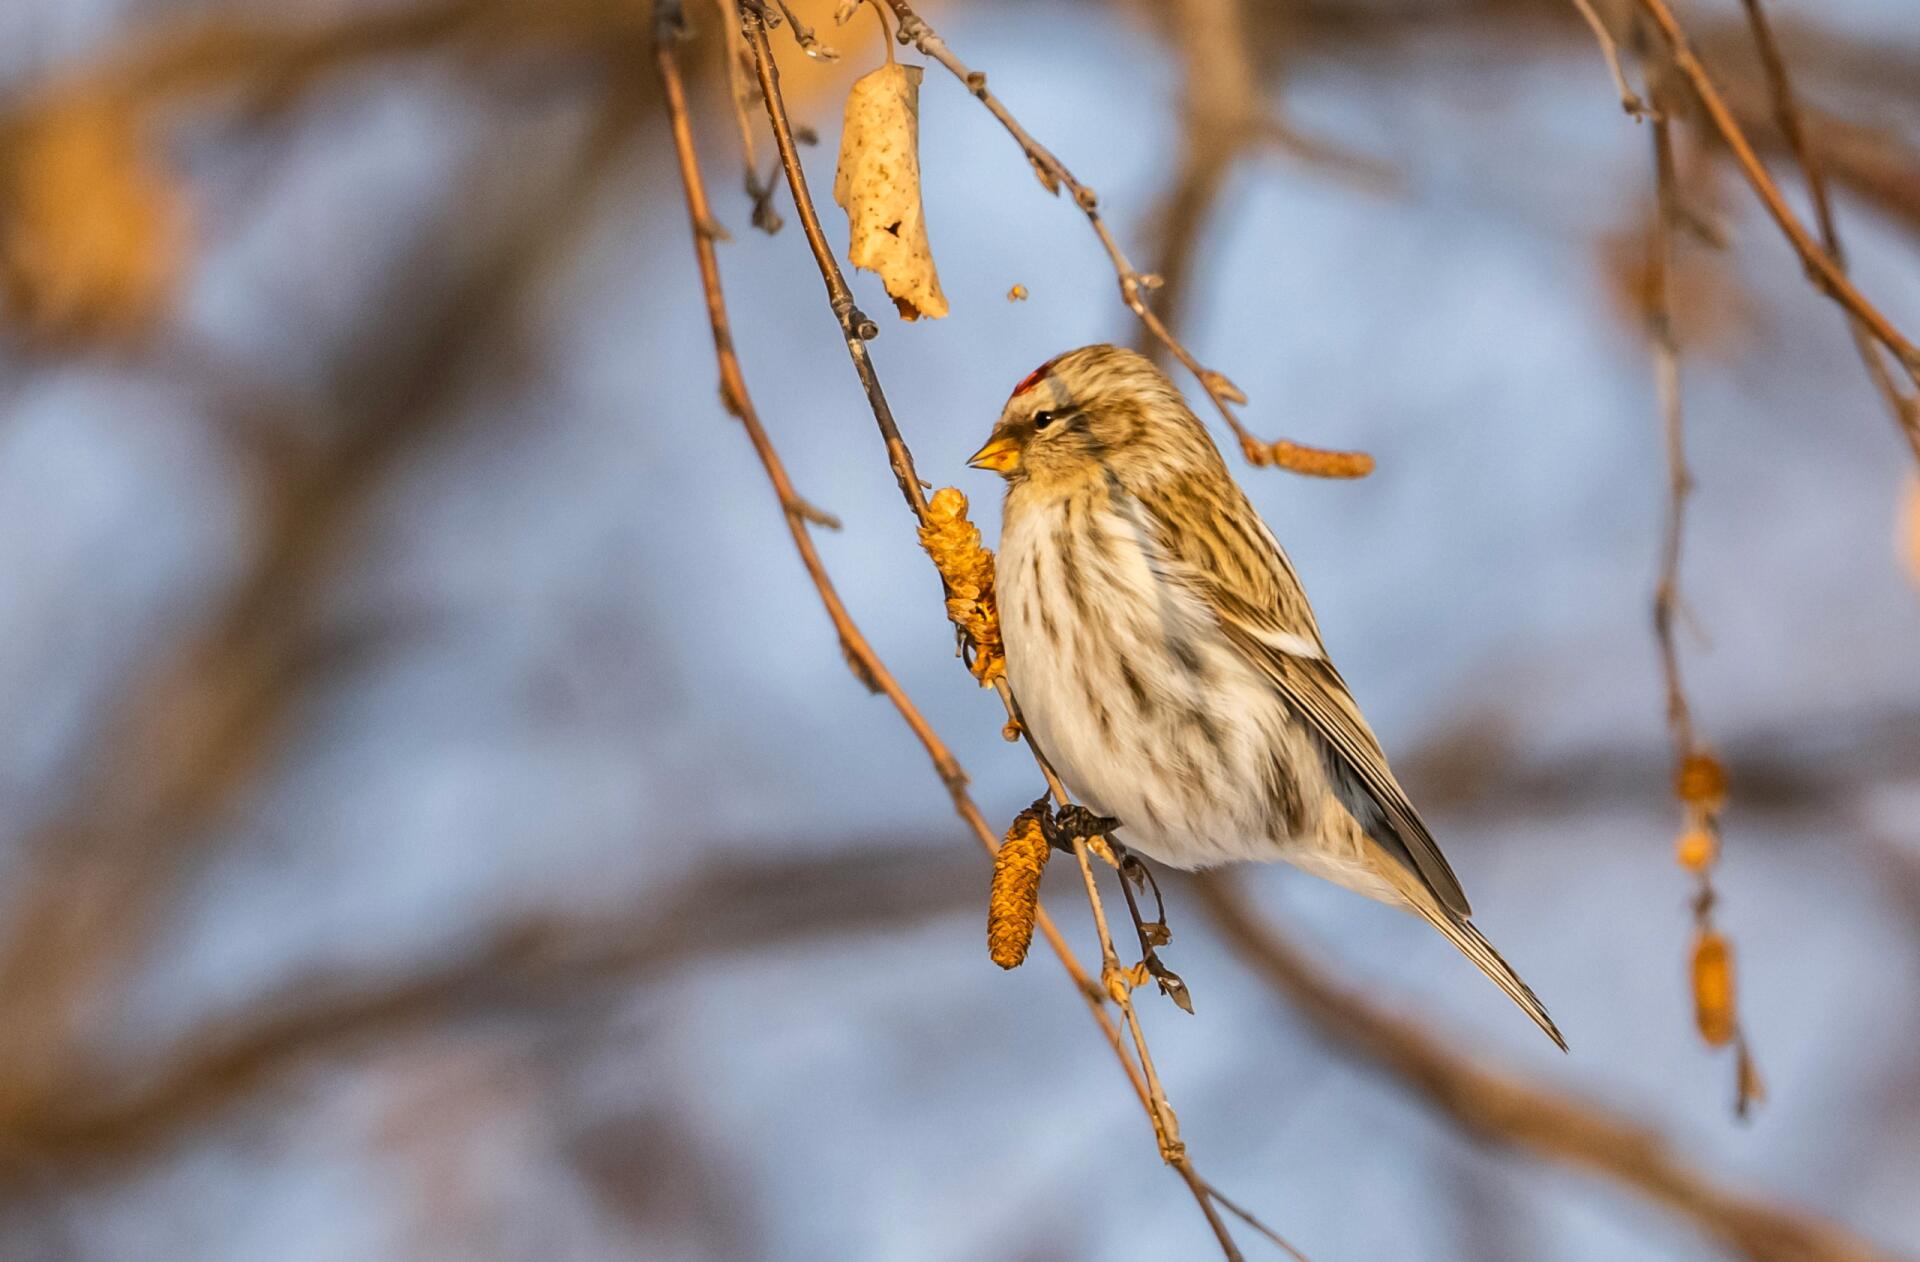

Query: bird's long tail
[1421,907,1567,1050]
[1362,840,1567,1049]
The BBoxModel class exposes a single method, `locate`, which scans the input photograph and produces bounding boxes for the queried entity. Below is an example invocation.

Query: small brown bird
[970,344,1564,1048]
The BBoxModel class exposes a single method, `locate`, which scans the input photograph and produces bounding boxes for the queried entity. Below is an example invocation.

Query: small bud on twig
[1675,826,1716,872]
[1675,750,1729,810]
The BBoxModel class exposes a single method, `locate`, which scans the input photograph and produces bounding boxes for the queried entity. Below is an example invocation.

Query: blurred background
[0,0,1915,1259]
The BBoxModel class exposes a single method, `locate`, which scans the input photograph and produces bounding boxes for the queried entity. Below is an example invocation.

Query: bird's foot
[1118,852,1193,1014]
[1037,800,1121,857]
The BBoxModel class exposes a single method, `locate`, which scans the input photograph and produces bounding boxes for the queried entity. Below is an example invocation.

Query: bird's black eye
[1032,410,1057,430]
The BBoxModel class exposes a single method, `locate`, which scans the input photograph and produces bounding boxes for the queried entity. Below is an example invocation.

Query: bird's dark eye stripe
[1033,408,1080,431]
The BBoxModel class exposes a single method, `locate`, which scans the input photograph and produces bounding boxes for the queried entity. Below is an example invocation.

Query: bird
[968,344,1564,1049]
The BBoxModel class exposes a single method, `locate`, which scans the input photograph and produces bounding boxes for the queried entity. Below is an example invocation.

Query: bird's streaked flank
[970,344,1565,1049]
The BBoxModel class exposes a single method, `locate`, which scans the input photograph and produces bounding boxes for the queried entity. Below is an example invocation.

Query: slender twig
[1145,0,1396,352]
[1736,0,1920,462]
[1009,678,1248,1256]
[1647,100,1694,761]
[877,0,1373,479]
[710,0,784,234]
[1645,63,1760,1118]
[654,0,1149,1100]
[1569,0,1650,118]
[737,9,1281,1257]
[1630,0,1920,381]
[660,12,1272,1256]
[769,0,840,61]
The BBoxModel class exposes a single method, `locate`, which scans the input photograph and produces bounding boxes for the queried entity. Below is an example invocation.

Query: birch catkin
[916,488,1004,685]
[988,809,1049,969]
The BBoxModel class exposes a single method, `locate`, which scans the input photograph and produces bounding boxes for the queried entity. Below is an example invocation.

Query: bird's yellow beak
[967,434,1022,475]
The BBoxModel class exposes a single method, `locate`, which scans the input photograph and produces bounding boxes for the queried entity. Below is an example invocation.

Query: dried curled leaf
[0,92,188,341]
[832,63,948,321]
[917,488,1004,684]
[1691,930,1737,1047]
[988,808,1049,969]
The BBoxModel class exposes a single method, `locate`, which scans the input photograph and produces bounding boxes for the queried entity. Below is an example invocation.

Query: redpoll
[970,345,1564,1049]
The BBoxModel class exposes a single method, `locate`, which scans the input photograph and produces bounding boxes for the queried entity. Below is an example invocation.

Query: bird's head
[967,344,1216,487]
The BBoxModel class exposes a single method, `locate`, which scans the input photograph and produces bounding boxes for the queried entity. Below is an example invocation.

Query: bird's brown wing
[1226,629,1471,917]
[1134,488,1473,917]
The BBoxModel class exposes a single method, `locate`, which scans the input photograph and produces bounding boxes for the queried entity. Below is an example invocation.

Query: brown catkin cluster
[1246,437,1375,480]
[917,487,1005,684]
[987,808,1049,969]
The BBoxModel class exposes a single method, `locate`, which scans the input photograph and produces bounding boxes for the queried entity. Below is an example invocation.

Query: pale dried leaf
[832,63,948,322]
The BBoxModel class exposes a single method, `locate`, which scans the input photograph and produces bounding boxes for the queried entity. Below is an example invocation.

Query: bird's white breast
[997,487,1339,869]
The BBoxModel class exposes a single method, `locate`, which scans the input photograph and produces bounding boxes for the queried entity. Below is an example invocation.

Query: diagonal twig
[1629,0,1920,389]
[1198,873,1894,1262]
[876,0,1373,479]
[656,13,1301,1261]
[731,7,1317,1257]
[1735,0,1920,462]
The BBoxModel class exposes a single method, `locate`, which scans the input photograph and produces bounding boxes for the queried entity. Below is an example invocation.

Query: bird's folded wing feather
[1136,485,1472,917]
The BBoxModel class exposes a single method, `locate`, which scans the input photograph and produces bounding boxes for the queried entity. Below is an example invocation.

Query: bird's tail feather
[1364,840,1566,1050]
[1423,907,1567,1050]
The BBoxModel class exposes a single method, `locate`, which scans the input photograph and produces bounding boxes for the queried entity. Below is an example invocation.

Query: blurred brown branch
[1195,874,1901,1262]
[3,839,1896,1262]
[59,0,648,110]
[1142,0,1396,344]
[0,73,653,1143]
[0,844,984,1175]
[1734,0,1920,458]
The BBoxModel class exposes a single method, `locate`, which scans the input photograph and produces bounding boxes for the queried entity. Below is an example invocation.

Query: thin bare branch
[1735,0,1920,461]
[736,8,1303,1256]
[1569,0,1650,118]
[710,0,785,234]
[660,15,1281,1258]
[878,0,1373,479]
[0,81,654,1132]
[1197,874,1895,1262]
[1644,60,1761,1118]
[1630,0,1920,384]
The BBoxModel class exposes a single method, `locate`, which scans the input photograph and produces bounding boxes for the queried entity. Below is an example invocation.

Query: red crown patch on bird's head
[1009,357,1057,399]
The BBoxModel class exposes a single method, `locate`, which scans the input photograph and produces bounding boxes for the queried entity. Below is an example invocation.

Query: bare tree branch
[881,0,1374,478]
[0,77,654,1139]
[1195,874,1901,1262]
